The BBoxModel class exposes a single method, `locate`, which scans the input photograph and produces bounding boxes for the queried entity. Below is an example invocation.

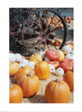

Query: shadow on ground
[28,94,47,103]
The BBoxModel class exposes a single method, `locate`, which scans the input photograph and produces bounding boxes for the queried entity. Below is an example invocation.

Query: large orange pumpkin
[17,72,40,97]
[45,79,70,103]
[14,65,33,83]
[9,83,23,103]
[63,71,74,91]
[30,53,42,63]
[9,62,19,76]
[34,61,50,80]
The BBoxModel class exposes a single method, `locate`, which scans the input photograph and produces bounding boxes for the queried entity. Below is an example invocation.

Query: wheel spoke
[48,13,56,27]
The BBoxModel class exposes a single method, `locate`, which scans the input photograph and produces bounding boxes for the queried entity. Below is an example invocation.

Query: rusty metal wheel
[21,9,67,51]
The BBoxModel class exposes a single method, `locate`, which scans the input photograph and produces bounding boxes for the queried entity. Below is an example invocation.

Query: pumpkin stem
[55,79,60,83]
[27,74,31,77]
[27,71,32,77]
[21,66,24,68]
[9,80,13,88]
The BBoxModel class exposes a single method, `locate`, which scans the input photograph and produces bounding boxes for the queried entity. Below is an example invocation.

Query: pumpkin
[15,53,22,62]
[56,67,64,76]
[66,53,73,59]
[30,53,42,63]
[14,65,33,83]
[62,45,72,54]
[19,59,29,68]
[48,64,55,73]
[27,61,36,70]
[68,44,74,50]
[17,72,40,97]
[63,71,74,91]
[20,59,28,64]
[20,59,29,65]
[9,62,19,76]
[46,49,60,61]
[67,17,71,20]
[66,42,74,50]
[9,53,16,62]
[71,50,74,55]
[45,79,70,103]
[47,17,51,24]
[57,50,64,61]
[60,59,74,72]
[48,61,60,69]
[34,61,50,80]
[54,38,62,46]
[71,17,74,20]
[10,83,23,103]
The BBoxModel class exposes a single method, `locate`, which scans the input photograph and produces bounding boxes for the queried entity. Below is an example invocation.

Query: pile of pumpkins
[47,16,74,30]
[9,41,74,103]
[47,17,63,30]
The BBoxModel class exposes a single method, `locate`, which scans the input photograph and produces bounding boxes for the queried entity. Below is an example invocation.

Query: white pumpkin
[20,59,29,64]
[49,64,55,73]
[44,56,50,62]
[15,53,22,62]
[19,62,28,68]
[19,59,29,68]
[66,53,73,59]
[27,61,35,70]
[9,53,16,62]
[56,67,64,76]
[62,45,72,53]
[39,51,45,57]
[71,50,74,55]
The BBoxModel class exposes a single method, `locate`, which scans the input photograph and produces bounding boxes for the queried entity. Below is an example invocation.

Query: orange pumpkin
[54,38,62,46]
[45,79,70,103]
[9,62,19,76]
[47,17,51,24]
[14,65,33,83]
[67,17,71,20]
[34,61,50,80]
[71,17,74,20]
[30,53,42,63]
[63,71,74,91]
[17,72,40,97]
[10,83,23,103]
[69,19,72,24]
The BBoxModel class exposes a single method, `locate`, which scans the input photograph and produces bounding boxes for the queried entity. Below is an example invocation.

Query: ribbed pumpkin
[14,65,33,83]
[57,50,64,62]
[45,79,70,103]
[9,62,19,76]
[34,61,50,80]
[17,72,40,97]
[30,53,42,63]
[63,71,74,91]
[9,83,23,103]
